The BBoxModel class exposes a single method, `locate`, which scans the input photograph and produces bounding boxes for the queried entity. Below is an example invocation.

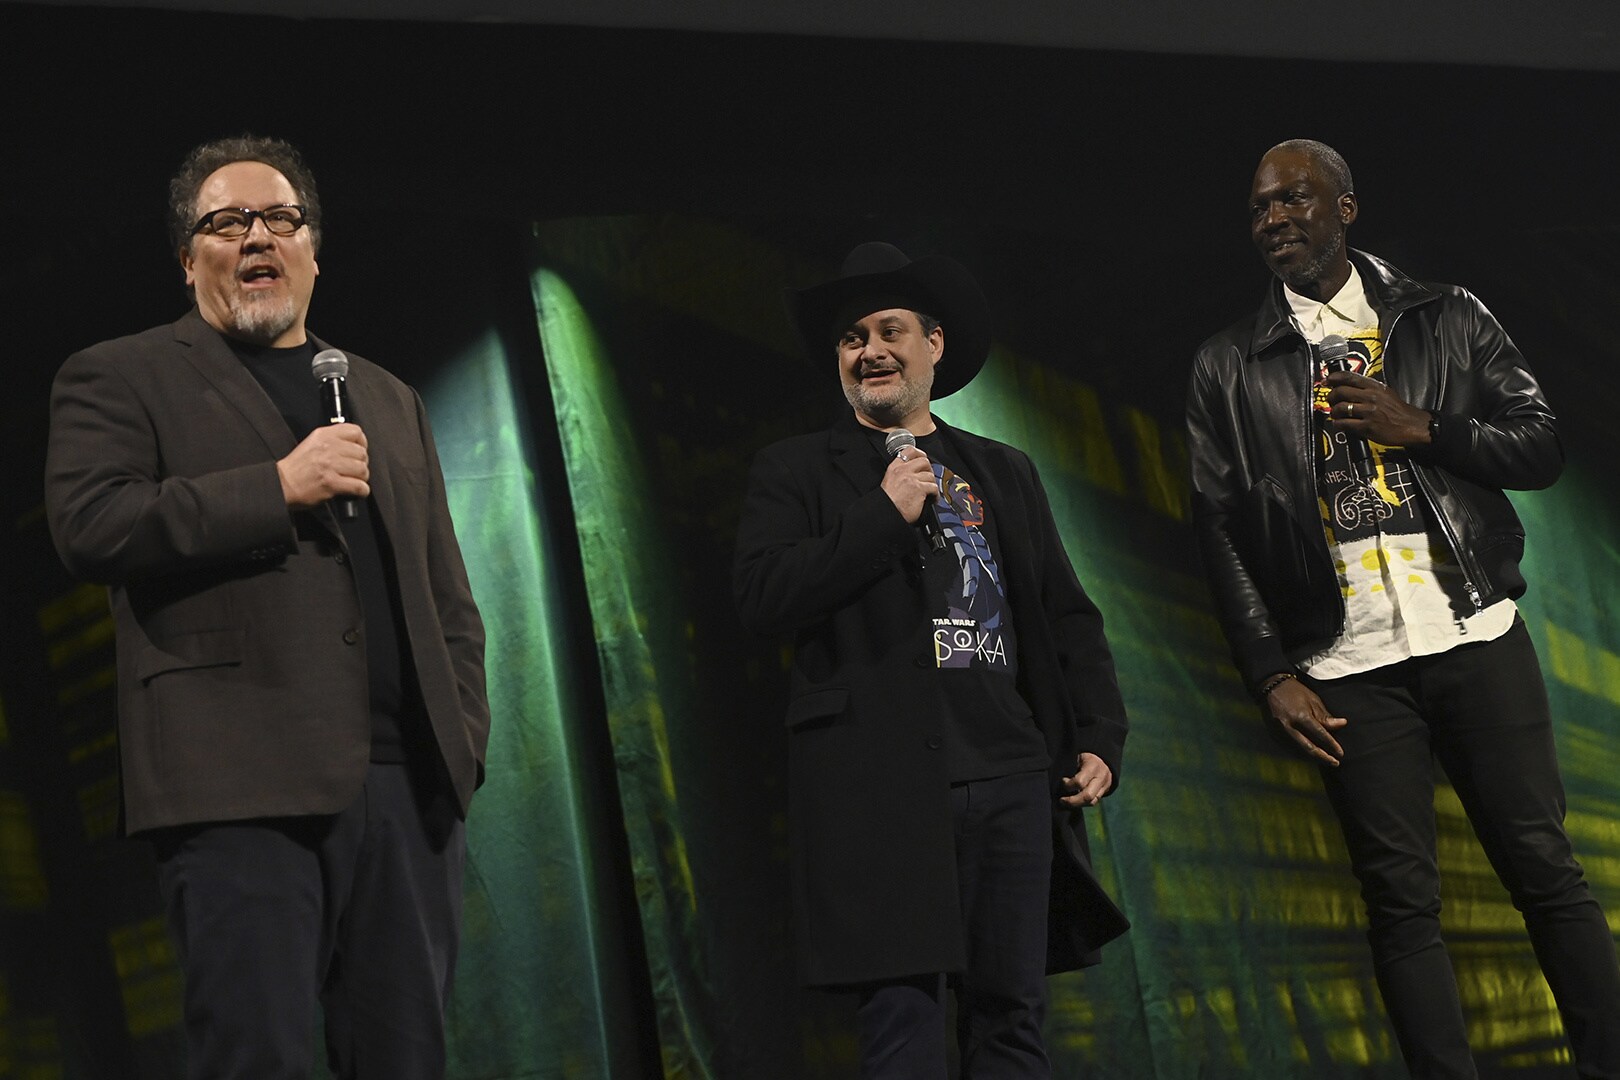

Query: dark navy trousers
[152,760,466,1080]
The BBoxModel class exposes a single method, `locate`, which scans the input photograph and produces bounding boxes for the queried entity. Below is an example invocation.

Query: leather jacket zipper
[1382,307,1487,614]
[1301,344,1347,637]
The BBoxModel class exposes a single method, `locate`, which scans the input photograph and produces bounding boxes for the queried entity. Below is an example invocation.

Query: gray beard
[224,291,298,346]
[1277,229,1345,294]
[844,374,930,427]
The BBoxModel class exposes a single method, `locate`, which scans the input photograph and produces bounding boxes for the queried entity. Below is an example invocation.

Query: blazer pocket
[784,687,849,730]
[134,628,245,684]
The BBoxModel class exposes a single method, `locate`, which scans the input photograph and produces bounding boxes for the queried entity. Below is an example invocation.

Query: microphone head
[883,429,917,458]
[1319,334,1350,371]
[311,348,350,381]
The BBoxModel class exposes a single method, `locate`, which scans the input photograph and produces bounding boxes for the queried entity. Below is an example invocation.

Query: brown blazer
[44,310,489,834]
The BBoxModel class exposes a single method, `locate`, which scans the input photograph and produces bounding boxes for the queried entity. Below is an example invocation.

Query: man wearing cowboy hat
[734,242,1129,1075]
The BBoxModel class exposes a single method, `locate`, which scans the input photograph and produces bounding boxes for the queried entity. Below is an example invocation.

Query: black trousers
[151,760,467,1080]
[856,769,1053,1080]
[1308,619,1620,1079]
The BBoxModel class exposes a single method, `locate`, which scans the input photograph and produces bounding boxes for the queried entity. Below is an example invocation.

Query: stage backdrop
[3,211,1616,1079]
[493,213,1620,1076]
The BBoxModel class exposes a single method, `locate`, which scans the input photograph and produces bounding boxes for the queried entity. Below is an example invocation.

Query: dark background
[7,3,1618,493]
[3,2,1618,1075]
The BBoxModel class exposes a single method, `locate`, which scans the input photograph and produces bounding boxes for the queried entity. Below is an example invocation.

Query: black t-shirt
[873,426,1050,782]
[229,337,425,762]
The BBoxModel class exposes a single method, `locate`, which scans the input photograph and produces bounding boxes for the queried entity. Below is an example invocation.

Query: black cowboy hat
[785,242,992,399]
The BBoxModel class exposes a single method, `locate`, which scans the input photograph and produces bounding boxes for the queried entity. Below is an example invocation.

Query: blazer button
[335,552,348,565]
[927,736,942,750]
[913,657,930,668]
[342,628,359,645]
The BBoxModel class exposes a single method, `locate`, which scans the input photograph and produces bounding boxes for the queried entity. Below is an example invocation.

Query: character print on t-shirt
[1311,328,1424,541]
[929,463,1013,672]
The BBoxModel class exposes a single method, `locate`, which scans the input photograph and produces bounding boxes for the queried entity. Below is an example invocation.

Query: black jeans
[1309,619,1620,1079]
[856,769,1054,1079]
[152,760,466,1080]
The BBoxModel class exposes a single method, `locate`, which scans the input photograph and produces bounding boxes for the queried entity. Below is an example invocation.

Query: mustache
[237,255,285,276]
[857,361,901,378]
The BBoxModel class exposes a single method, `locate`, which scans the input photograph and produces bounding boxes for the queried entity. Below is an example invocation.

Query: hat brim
[785,254,992,400]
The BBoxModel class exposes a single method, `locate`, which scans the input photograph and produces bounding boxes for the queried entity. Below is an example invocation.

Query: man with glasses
[44,135,489,1079]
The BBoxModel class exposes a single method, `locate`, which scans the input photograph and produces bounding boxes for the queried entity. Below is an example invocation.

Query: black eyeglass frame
[190,204,310,238]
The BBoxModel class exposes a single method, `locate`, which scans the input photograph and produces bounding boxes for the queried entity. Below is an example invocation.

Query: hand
[881,447,937,524]
[1324,371,1432,447]
[277,424,370,509]
[1266,678,1348,766]
[1059,752,1113,808]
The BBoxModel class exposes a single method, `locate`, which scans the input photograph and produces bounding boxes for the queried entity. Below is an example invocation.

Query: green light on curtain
[422,328,626,1078]
[530,268,719,1078]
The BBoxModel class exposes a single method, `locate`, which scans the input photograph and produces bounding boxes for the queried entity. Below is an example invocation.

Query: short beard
[844,370,931,427]
[223,291,299,346]
[1277,228,1345,294]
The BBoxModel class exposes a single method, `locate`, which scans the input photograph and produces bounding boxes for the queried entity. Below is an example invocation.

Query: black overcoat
[734,412,1129,986]
[44,310,489,834]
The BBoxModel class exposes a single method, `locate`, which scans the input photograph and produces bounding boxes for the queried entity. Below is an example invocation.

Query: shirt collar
[1283,262,1372,343]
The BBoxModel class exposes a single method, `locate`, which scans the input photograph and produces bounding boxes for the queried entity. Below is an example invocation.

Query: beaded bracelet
[1257,672,1298,700]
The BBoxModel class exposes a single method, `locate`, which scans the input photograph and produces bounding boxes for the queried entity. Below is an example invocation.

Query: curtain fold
[530,271,721,1077]
[425,328,641,1079]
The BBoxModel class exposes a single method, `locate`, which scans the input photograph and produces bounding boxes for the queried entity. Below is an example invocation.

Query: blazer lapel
[172,310,300,460]
[170,311,353,540]
[829,414,887,499]
[340,350,401,536]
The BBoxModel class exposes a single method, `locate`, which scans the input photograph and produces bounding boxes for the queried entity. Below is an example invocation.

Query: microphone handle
[1322,351,1375,483]
[921,503,947,552]
[1345,430,1374,483]
[319,376,360,521]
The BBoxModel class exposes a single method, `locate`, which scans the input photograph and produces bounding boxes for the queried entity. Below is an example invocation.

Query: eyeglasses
[191,204,309,239]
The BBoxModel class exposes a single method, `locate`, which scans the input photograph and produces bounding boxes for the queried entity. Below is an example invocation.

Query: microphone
[883,429,947,553]
[1319,334,1373,483]
[311,348,359,521]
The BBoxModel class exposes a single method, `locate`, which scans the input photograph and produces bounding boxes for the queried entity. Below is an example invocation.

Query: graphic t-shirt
[1285,268,1514,678]
[895,428,1049,782]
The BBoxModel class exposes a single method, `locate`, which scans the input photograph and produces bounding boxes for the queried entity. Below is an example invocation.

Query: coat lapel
[829,413,887,500]
[342,352,402,537]
[937,417,1019,559]
[171,309,299,461]
[171,310,357,542]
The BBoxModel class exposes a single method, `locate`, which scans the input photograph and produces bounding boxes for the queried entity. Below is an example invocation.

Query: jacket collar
[171,308,306,458]
[828,408,954,495]
[1247,248,1440,357]
[169,309,348,537]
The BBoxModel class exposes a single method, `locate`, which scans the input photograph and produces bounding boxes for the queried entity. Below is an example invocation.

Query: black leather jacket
[1186,250,1562,691]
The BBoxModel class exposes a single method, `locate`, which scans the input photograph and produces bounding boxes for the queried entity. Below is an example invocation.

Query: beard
[843,366,932,426]
[223,289,299,346]
[1276,228,1345,293]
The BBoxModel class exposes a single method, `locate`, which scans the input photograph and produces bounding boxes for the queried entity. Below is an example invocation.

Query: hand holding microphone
[1321,335,1434,456]
[883,429,947,552]
[1319,335,1374,482]
[274,349,369,515]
